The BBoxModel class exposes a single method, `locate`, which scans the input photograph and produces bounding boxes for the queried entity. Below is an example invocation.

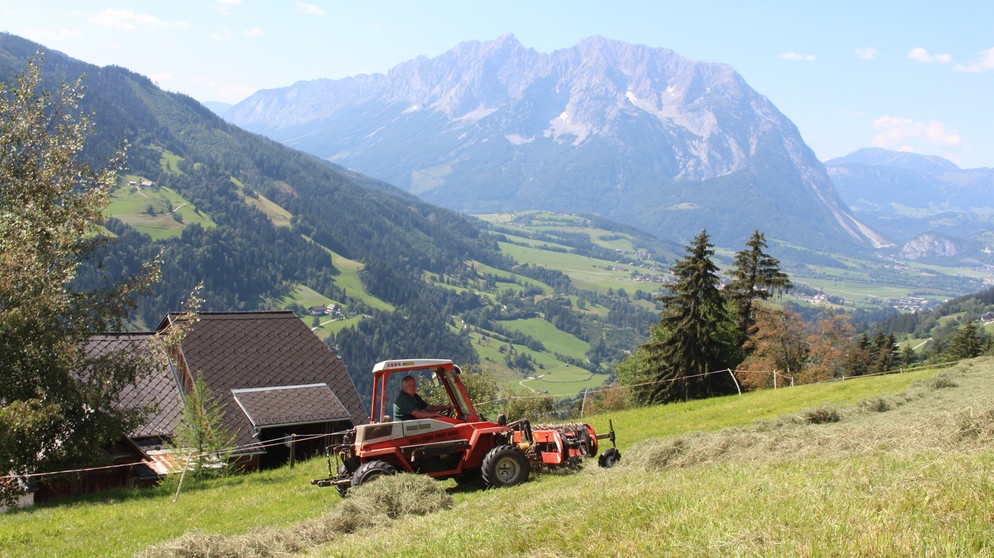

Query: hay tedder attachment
[312,359,620,496]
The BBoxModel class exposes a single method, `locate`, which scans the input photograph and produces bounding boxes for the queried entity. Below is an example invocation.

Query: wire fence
[1,359,961,488]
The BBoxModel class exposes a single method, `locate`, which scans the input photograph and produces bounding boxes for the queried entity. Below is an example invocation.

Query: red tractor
[313,359,619,496]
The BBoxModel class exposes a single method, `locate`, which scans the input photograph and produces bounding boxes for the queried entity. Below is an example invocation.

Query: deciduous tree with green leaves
[0,59,159,506]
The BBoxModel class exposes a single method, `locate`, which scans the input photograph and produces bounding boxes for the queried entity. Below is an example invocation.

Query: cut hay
[802,404,842,424]
[136,474,453,558]
[954,406,994,442]
[618,360,994,474]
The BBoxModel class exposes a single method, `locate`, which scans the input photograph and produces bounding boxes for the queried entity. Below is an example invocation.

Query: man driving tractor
[393,375,453,420]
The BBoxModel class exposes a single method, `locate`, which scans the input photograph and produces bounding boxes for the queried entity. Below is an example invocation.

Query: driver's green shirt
[393,391,428,421]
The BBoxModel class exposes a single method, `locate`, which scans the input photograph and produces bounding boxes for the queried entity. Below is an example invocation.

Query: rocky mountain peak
[225,36,886,251]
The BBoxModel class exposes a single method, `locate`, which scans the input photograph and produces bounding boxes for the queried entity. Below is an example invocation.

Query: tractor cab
[368,358,479,423]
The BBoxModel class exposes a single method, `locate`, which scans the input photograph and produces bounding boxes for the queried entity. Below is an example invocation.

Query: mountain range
[3,30,992,400]
[826,148,994,262]
[224,34,889,252]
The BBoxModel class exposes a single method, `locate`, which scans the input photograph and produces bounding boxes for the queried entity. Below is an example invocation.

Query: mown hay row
[136,474,453,558]
[620,365,992,474]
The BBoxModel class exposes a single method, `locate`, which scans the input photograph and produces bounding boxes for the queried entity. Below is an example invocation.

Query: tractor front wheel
[351,460,397,489]
[481,445,529,488]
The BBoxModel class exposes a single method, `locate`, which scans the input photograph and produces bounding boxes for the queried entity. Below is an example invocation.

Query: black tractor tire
[481,445,530,488]
[598,447,621,468]
[335,465,351,498]
[351,460,398,488]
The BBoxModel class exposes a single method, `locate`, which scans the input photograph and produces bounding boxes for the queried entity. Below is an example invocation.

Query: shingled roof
[85,333,183,439]
[160,312,367,455]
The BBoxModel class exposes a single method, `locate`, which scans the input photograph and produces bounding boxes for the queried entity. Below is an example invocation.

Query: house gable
[160,311,368,458]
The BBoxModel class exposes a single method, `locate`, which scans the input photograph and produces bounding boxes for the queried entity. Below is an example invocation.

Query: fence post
[727,369,742,396]
[173,450,195,502]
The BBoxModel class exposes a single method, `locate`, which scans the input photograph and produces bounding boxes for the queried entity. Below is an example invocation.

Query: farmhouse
[33,311,366,503]
[35,332,183,502]
[159,311,367,470]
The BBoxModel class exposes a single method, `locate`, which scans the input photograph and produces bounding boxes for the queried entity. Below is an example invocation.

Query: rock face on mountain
[226,35,885,250]
[899,233,960,261]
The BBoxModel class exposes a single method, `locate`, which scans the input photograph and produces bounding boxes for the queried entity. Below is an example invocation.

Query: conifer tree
[171,372,235,478]
[947,319,984,360]
[726,230,792,346]
[871,332,899,373]
[619,230,737,404]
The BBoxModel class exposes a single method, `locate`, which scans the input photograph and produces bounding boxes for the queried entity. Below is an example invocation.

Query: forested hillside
[0,34,668,403]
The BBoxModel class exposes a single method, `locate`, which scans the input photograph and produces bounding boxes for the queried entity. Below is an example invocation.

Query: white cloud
[21,28,82,43]
[908,47,952,64]
[955,47,994,73]
[854,47,877,60]
[90,8,171,30]
[296,2,325,15]
[779,52,816,62]
[243,27,264,38]
[214,0,241,15]
[873,116,961,150]
[210,29,234,41]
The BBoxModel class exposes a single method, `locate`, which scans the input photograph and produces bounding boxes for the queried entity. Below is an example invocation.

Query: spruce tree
[726,230,792,346]
[947,319,984,360]
[170,372,235,478]
[624,230,737,404]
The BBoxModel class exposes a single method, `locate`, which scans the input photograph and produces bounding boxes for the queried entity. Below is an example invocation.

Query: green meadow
[5,359,992,557]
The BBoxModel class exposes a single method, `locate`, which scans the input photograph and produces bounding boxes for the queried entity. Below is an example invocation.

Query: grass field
[501,317,590,359]
[107,181,215,240]
[275,249,393,341]
[6,358,992,557]
[328,252,393,313]
[498,241,666,294]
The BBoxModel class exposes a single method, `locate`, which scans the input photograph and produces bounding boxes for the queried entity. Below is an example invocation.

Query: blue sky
[3,0,992,168]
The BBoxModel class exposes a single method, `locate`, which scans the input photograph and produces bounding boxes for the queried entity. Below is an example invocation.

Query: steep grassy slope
[4,359,993,556]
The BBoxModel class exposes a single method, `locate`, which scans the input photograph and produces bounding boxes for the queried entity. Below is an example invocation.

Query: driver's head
[401,375,417,395]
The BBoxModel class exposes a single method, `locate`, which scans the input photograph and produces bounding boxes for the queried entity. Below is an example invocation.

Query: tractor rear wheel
[481,445,529,488]
[351,460,397,488]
